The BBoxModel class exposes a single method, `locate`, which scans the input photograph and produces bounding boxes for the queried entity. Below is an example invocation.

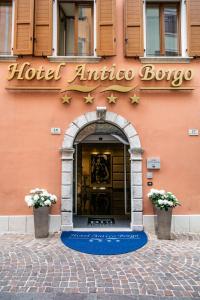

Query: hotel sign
[7,62,193,88]
[6,62,194,104]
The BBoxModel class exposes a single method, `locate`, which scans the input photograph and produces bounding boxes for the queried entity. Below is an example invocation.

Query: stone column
[61,148,75,231]
[130,152,143,231]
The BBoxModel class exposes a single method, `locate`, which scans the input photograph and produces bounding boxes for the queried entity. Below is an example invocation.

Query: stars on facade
[60,90,140,105]
[61,94,71,104]
[130,94,140,104]
[107,93,118,104]
[84,93,94,104]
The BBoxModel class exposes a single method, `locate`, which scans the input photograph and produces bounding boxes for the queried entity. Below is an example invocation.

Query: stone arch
[61,108,143,231]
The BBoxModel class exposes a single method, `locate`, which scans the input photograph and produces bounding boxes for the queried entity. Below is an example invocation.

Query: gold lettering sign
[7,62,194,88]
[7,63,66,81]
[68,64,193,87]
[68,64,135,83]
[139,64,193,87]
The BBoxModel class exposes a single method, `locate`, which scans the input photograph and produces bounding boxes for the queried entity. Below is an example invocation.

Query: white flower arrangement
[25,188,57,209]
[147,188,180,211]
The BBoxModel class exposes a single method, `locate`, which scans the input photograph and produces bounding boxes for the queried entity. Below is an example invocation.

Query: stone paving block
[108,295,137,300]
[33,294,54,300]
[0,234,200,300]
[0,294,196,300]
[0,293,12,300]
[14,293,35,299]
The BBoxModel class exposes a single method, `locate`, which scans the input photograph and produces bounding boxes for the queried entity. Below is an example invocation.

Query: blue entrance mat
[61,231,148,255]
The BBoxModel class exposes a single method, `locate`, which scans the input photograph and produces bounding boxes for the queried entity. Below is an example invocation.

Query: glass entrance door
[74,143,130,217]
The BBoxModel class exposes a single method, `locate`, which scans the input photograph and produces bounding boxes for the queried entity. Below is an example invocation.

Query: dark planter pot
[33,206,50,238]
[155,207,173,240]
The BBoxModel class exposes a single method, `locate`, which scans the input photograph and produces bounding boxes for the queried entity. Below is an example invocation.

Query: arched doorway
[61,108,143,231]
[73,122,130,228]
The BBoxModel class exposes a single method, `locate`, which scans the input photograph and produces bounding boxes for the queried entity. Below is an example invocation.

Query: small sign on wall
[147,157,161,170]
[51,128,61,135]
[188,129,199,136]
[146,172,153,179]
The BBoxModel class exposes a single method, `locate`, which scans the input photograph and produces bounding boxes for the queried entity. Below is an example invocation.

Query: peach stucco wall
[1,0,200,216]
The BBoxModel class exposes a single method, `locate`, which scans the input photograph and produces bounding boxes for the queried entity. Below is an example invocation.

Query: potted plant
[148,189,180,239]
[25,188,57,238]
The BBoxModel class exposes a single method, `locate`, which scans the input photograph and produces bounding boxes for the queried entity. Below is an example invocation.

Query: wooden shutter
[187,0,200,56]
[124,0,143,57]
[34,0,52,56]
[13,0,34,55]
[96,0,116,56]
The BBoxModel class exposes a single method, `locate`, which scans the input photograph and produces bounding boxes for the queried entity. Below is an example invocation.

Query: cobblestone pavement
[0,233,200,299]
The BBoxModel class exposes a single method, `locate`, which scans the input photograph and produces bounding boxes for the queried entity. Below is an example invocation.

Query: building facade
[0,0,200,233]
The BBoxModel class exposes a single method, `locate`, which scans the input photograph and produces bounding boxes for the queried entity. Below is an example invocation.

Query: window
[146,3,180,56]
[0,1,12,55]
[58,1,93,56]
[124,0,199,58]
[12,0,115,58]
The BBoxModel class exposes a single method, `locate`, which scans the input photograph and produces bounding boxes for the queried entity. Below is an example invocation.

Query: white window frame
[143,0,188,58]
[52,0,97,57]
[0,0,15,57]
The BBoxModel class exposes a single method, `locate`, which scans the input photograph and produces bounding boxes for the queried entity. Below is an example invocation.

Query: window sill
[140,57,192,64]
[0,55,18,62]
[48,56,102,63]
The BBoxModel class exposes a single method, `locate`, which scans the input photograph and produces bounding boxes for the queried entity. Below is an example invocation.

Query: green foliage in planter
[25,188,57,208]
[148,189,180,211]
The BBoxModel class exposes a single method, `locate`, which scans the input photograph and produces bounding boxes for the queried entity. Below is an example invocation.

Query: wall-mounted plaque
[147,157,161,170]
